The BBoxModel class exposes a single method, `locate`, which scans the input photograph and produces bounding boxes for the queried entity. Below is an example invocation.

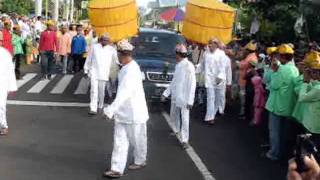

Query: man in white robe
[196,38,232,125]
[84,34,118,115]
[0,45,17,135]
[103,39,149,178]
[162,44,196,149]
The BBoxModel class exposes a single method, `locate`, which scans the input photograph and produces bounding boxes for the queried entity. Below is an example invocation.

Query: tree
[1,0,34,15]
[229,0,320,43]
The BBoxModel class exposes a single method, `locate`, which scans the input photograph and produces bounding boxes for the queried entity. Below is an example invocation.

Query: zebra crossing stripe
[50,75,74,94]
[17,73,37,88]
[74,77,90,95]
[27,75,56,93]
[7,100,88,107]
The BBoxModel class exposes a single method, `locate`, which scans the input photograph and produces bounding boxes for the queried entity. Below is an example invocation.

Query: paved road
[1,65,287,180]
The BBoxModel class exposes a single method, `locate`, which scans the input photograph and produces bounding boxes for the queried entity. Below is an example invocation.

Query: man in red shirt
[39,20,58,80]
[1,20,13,55]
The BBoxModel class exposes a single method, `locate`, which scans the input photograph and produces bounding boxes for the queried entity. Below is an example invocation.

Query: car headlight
[141,72,146,81]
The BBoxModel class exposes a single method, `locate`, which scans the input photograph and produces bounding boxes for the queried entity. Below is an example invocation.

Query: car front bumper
[143,81,170,101]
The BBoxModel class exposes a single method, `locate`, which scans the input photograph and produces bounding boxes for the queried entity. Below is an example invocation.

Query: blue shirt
[71,35,86,55]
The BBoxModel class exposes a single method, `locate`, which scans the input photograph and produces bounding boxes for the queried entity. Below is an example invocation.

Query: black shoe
[47,75,52,80]
[182,142,190,149]
[88,111,97,115]
[40,75,47,80]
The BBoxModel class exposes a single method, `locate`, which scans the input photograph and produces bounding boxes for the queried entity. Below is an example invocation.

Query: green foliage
[80,9,88,20]
[1,0,34,15]
[229,0,320,42]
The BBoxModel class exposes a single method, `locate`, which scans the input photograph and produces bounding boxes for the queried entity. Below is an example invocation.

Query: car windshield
[132,32,185,60]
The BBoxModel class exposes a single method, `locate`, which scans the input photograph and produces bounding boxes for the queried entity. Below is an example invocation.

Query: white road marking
[6,99,214,180]
[17,73,37,88]
[7,100,88,107]
[162,111,216,180]
[50,75,74,94]
[27,75,56,93]
[74,77,90,95]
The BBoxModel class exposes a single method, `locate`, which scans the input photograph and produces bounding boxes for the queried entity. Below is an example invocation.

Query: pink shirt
[69,31,77,39]
[57,33,71,56]
[252,75,266,108]
[239,53,258,87]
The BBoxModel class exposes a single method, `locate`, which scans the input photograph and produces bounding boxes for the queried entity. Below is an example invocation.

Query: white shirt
[18,21,31,39]
[0,47,17,105]
[104,60,149,124]
[163,58,196,108]
[197,48,231,88]
[222,53,233,86]
[34,20,43,33]
[84,43,118,81]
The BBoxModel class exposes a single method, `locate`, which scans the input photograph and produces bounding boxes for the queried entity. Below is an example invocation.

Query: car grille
[147,72,174,82]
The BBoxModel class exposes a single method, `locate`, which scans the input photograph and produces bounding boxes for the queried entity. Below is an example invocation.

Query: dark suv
[132,28,185,101]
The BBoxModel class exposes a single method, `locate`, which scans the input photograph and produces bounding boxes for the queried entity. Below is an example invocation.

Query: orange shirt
[239,53,258,87]
[57,33,71,56]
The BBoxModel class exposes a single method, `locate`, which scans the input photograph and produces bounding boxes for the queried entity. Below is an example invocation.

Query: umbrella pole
[197,49,202,64]
[176,0,180,33]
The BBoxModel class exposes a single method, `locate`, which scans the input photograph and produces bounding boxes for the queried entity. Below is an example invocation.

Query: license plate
[154,88,165,96]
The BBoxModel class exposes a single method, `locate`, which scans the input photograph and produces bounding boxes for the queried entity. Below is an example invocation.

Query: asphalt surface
[0,64,287,180]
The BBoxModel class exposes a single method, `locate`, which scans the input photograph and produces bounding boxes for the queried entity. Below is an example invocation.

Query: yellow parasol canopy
[182,0,235,45]
[88,0,138,42]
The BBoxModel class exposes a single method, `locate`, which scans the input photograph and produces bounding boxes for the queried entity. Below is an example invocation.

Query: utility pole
[35,0,43,17]
[65,0,71,21]
[53,0,59,22]
[70,0,74,22]
[45,0,49,20]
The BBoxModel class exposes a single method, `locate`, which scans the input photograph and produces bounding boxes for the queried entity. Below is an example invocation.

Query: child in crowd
[251,68,266,126]
[244,61,257,122]
[25,35,34,64]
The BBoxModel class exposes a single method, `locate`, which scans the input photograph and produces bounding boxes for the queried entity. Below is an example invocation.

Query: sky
[137,0,153,7]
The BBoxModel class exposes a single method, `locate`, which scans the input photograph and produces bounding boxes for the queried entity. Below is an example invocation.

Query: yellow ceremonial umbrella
[88,0,138,42]
[182,0,236,45]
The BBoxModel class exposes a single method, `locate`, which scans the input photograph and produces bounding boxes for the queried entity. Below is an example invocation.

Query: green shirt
[12,33,24,55]
[25,36,33,55]
[266,62,299,117]
[292,75,305,123]
[300,81,320,134]
[263,67,273,90]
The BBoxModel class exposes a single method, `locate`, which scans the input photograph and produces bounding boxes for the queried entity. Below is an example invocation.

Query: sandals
[0,128,8,136]
[181,142,190,150]
[103,170,122,179]
[128,163,147,170]
[207,120,215,125]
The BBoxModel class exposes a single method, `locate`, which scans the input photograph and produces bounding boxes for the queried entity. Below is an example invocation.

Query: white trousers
[0,96,8,129]
[111,122,147,174]
[205,86,226,121]
[90,79,107,112]
[170,102,190,143]
[106,79,116,98]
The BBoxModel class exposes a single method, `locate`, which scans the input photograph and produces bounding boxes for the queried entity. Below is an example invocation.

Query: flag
[294,14,305,34]
[250,16,260,35]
